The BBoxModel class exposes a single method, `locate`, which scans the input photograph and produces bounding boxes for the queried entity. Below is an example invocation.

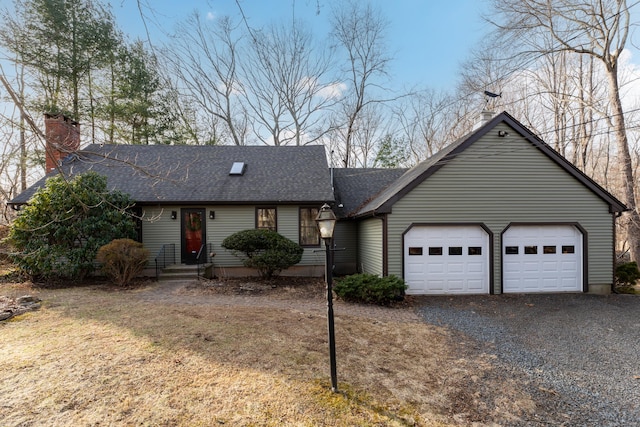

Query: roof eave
[133,198,335,206]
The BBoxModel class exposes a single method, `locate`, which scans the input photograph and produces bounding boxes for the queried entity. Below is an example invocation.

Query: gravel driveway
[414,293,640,426]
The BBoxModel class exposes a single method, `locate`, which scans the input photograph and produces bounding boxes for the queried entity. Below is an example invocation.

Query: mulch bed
[185,276,327,299]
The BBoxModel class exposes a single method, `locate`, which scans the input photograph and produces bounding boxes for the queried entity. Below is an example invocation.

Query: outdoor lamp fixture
[315,203,338,393]
[170,211,177,220]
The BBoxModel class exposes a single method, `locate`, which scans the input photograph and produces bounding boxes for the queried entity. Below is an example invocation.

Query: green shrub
[97,239,150,286]
[615,261,640,291]
[334,273,407,306]
[221,229,303,278]
[7,172,136,280]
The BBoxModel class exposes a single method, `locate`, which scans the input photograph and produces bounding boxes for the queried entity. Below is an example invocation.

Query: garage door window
[428,247,443,255]
[543,245,556,254]
[524,246,538,254]
[448,247,463,255]
[468,247,482,255]
[562,245,575,254]
[408,247,423,255]
[505,246,518,254]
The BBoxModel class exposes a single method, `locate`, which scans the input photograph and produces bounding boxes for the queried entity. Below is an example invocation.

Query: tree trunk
[605,65,640,261]
[19,64,26,191]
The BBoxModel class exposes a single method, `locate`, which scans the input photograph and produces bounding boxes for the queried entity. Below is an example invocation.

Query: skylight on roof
[229,162,246,175]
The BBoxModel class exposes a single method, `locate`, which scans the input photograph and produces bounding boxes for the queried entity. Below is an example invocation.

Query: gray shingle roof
[10,144,335,205]
[352,136,467,216]
[332,168,408,218]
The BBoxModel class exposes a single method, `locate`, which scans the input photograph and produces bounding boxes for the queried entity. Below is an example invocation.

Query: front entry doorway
[181,208,206,264]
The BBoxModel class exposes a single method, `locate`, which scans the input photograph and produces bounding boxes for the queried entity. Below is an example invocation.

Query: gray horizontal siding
[358,218,383,276]
[333,220,358,274]
[333,221,358,264]
[277,205,326,267]
[141,205,325,270]
[141,206,182,267]
[386,123,614,292]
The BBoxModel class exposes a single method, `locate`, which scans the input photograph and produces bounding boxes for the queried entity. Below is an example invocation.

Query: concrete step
[158,264,211,281]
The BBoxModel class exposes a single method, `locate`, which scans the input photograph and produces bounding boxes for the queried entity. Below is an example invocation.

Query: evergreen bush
[221,229,303,278]
[7,172,136,280]
[334,273,407,306]
[615,261,640,291]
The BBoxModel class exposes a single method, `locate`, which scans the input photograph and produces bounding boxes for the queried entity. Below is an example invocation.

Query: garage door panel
[428,280,445,291]
[503,279,517,288]
[503,262,520,273]
[522,278,541,289]
[561,261,577,272]
[467,279,484,291]
[447,280,464,291]
[427,263,444,274]
[561,277,578,289]
[467,262,483,273]
[448,262,464,274]
[503,225,582,293]
[407,265,424,281]
[405,225,489,295]
[407,283,425,293]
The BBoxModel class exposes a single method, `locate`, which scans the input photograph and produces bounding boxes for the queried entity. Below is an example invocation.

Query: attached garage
[404,225,490,295]
[502,225,583,293]
[334,112,628,295]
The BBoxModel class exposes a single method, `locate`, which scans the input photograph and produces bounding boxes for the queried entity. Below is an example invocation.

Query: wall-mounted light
[498,130,509,137]
[171,211,177,220]
[209,211,215,220]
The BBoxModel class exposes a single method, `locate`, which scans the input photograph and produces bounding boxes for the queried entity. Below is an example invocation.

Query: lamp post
[315,203,338,393]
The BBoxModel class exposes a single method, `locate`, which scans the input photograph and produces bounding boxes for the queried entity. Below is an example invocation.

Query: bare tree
[240,20,337,146]
[349,103,389,167]
[164,13,247,145]
[488,0,640,261]
[393,89,455,164]
[330,0,392,166]
[0,71,42,223]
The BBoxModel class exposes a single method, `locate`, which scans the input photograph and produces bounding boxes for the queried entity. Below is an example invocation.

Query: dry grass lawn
[0,274,537,426]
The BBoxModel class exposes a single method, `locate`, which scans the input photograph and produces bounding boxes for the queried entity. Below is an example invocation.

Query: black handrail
[154,243,175,280]
[196,243,213,279]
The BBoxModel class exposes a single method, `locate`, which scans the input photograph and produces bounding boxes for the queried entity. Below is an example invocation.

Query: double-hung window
[299,207,320,246]
[256,207,277,231]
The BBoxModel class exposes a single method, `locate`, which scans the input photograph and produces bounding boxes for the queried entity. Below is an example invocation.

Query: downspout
[612,210,624,293]
[382,214,388,277]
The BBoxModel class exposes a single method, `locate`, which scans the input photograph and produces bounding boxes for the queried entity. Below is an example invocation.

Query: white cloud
[317,81,347,100]
[206,11,216,21]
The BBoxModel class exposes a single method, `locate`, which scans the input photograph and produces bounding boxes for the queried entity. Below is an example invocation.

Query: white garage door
[404,225,489,295]
[502,225,583,293]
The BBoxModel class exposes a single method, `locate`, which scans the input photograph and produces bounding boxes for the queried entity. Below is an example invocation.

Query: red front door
[181,208,205,264]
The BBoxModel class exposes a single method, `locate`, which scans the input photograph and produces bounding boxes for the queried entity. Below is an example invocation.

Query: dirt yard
[0,274,539,426]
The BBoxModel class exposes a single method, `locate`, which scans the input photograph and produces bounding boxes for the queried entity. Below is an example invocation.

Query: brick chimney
[44,113,80,173]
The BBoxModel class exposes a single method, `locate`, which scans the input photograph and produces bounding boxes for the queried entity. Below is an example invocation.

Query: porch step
[158,264,202,281]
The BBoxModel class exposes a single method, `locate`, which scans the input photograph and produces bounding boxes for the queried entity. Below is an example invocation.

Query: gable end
[365,111,626,216]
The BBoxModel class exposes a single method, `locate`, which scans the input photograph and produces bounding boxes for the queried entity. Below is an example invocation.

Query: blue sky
[111,0,491,92]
